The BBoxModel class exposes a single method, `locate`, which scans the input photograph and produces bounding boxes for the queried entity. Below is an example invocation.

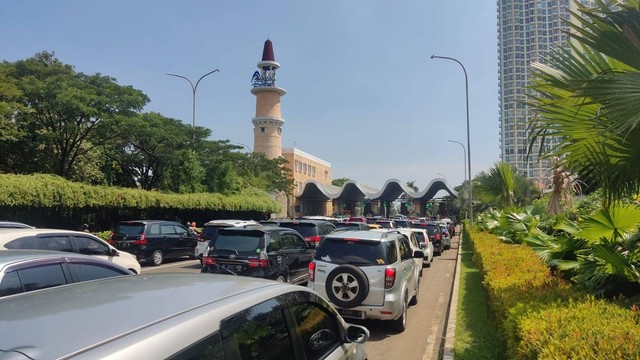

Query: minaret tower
[251,39,286,159]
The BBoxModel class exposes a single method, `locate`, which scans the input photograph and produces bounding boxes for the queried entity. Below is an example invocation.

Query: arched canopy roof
[297,178,457,202]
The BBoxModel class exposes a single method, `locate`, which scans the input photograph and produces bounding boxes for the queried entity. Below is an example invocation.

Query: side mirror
[413,250,424,259]
[109,248,119,257]
[344,324,369,344]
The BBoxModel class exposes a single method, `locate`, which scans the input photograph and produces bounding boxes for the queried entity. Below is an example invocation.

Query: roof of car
[116,220,181,224]
[274,219,333,225]
[203,219,260,226]
[0,228,104,242]
[0,221,35,229]
[0,273,304,359]
[0,250,123,269]
[218,225,293,234]
[326,229,401,241]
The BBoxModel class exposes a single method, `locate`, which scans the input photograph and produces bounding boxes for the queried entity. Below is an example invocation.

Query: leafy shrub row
[0,173,281,213]
[466,225,640,359]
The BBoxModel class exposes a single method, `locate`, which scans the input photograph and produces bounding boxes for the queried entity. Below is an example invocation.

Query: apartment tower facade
[497,0,594,187]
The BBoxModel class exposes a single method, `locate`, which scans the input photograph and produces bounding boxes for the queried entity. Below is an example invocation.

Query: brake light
[248,252,269,268]
[385,268,396,289]
[197,233,205,242]
[133,234,147,246]
[309,261,316,282]
[203,256,216,266]
[306,236,321,243]
[435,234,441,240]
[107,232,115,246]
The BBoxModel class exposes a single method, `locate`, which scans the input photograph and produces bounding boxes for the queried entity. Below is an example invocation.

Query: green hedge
[466,225,640,359]
[0,173,281,213]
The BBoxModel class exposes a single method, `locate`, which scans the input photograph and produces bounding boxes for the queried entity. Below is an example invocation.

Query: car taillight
[305,236,321,243]
[385,268,396,289]
[309,261,316,282]
[197,233,204,242]
[203,256,216,266]
[107,232,115,246]
[248,252,269,268]
[435,234,441,240]
[133,234,147,246]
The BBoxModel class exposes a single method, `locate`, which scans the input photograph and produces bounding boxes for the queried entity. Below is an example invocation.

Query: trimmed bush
[466,225,640,359]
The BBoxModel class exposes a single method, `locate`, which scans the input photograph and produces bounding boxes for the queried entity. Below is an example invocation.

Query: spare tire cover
[325,265,370,308]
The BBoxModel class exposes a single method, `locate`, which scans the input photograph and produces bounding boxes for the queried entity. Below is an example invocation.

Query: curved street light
[431,55,473,227]
[448,139,467,182]
[166,69,220,129]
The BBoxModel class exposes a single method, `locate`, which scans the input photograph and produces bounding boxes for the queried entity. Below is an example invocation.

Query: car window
[72,236,109,256]
[5,236,38,249]
[214,233,264,253]
[410,234,420,249]
[0,271,22,297]
[148,223,161,235]
[220,298,293,359]
[168,332,224,360]
[267,235,282,252]
[293,235,307,250]
[279,223,317,237]
[175,225,188,236]
[43,236,72,252]
[281,234,294,250]
[18,264,68,292]
[290,302,341,360]
[116,223,145,236]
[315,238,393,265]
[161,224,177,235]
[413,232,426,244]
[68,263,129,282]
[398,237,411,261]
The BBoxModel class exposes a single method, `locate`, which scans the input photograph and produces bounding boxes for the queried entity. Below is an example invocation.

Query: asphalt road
[140,234,460,360]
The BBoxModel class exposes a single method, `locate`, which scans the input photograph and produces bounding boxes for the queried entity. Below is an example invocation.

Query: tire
[392,295,408,332]
[325,265,369,308]
[150,250,164,266]
[276,274,288,283]
[409,279,419,306]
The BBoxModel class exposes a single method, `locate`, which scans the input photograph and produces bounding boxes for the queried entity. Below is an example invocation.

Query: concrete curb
[442,227,463,360]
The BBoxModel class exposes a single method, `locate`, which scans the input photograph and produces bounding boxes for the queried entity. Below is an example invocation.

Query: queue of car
[0,216,456,359]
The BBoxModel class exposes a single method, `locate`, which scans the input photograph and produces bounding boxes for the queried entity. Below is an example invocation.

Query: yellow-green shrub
[465,224,640,359]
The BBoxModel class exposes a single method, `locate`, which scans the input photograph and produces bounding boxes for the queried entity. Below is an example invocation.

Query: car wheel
[276,274,288,283]
[325,265,369,308]
[425,259,431,268]
[150,250,164,266]
[409,280,420,306]
[392,295,408,332]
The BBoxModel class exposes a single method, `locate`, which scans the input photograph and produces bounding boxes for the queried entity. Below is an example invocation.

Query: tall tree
[8,51,148,177]
[332,177,351,187]
[528,1,640,206]
[474,162,538,210]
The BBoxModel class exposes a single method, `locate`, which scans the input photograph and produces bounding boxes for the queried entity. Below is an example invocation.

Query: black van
[110,220,198,266]
[201,226,314,285]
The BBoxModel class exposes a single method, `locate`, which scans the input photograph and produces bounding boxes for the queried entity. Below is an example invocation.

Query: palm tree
[474,162,517,209]
[528,0,640,207]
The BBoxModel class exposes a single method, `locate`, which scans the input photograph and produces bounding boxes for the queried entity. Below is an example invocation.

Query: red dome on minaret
[261,39,275,62]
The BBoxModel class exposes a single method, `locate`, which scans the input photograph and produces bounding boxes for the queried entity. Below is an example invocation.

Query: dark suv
[412,222,444,255]
[109,220,197,266]
[201,226,314,284]
[262,220,335,247]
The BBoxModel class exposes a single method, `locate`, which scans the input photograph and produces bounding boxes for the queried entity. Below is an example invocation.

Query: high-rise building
[497,0,595,187]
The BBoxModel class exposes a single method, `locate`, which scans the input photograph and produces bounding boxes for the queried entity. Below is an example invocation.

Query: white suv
[307,229,423,332]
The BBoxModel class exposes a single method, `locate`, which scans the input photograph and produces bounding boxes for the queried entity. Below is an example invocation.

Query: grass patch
[454,234,506,360]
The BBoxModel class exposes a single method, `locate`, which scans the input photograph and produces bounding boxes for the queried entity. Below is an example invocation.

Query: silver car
[0,273,369,359]
[308,229,423,332]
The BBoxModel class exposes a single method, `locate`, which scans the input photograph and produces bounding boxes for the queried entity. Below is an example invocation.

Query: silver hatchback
[0,273,369,359]
[307,230,423,332]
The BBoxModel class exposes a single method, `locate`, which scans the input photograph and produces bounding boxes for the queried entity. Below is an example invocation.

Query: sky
[1,1,499,194]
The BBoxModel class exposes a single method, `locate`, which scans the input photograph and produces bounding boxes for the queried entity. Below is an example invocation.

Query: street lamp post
[431,55,473,227]
[166,69,220,129]
[448,140,467,182]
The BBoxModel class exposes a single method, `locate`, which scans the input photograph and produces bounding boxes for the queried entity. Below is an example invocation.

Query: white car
[308,229,423,332]
[0,229,141,274]
[407,228,434,267]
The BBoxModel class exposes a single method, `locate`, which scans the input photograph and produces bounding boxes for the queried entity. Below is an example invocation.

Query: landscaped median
[464,225,640,359]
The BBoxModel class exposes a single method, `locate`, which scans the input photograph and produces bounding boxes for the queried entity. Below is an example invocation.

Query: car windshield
[278,223,316,237]
[315,239,395,265]
[116,223,144,236]
[414,232,426,243]
[213,233,264,253]
[424,226,438,236]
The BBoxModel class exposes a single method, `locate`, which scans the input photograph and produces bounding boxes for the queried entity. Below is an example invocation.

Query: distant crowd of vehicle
[0,215,458,358]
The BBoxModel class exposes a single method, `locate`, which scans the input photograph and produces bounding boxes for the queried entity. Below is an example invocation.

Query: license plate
[119,242,131,248]
[336,308,364,319]
[222,264,243,272]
